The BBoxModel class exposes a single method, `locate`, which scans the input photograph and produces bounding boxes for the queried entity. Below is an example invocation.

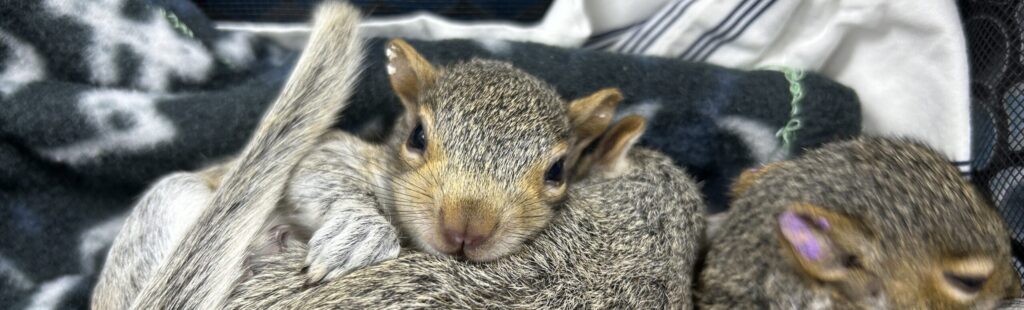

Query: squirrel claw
[303,264,328,286]
[302,275,324,288]
[304,206,401,284]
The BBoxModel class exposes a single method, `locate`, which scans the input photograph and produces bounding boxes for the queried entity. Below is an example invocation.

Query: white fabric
[219,0,671,49]
[681,0,971,172]
[600,0,971,170]
[220,0,972,172]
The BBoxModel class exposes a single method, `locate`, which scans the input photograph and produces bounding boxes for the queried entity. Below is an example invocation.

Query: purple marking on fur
[779,211,823,261]
[814,217,830,230]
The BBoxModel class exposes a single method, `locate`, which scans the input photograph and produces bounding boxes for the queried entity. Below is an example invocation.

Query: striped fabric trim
[583,22,642,49]
[680,0,777,61]
[604,0,697,54]
[583,0,778,62]
[579,0,974,178]
[620,0,697,54]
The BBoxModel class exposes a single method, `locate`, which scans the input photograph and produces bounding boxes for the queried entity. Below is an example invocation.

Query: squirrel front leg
[287,131,400,285]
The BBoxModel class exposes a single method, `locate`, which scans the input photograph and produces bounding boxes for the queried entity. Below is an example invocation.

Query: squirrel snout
[439,204,497,253]
[443,227,492,250]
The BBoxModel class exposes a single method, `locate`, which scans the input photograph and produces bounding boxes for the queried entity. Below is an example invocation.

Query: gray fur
[698,137,1020,309]
[999,299,1024,309]
[91,2,364,308]
[426,59,568,182]
[92,172,212,308]
[228,148,705,309]
[285,131,401,282]
[94,2,705,307]
[281,58,581,283]
[289,48,622,281]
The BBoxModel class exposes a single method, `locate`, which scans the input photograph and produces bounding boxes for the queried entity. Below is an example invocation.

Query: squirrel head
[726,137,1020,309]
[383,39,622,261]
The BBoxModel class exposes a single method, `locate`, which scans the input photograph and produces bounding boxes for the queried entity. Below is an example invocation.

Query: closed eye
[944,272,987,294]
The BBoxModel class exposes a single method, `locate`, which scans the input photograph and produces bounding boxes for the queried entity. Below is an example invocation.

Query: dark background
[194,0,554,22]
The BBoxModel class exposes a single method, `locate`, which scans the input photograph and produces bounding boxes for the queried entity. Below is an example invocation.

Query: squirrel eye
[944,272,987,294]
[545,157,566,185]
[407,122,426,152]
[842,255,862,269]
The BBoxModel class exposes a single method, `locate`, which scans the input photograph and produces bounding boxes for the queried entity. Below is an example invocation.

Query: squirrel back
[699,137,1020,309]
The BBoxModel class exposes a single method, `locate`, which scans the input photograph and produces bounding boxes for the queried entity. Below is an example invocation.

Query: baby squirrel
[698,137,1021,309]
[227,116,708,309]
[94,0,625,307]
[278,36,623,283]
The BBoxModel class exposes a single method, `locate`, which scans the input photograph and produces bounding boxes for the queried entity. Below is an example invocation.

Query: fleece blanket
[0,0,860,308]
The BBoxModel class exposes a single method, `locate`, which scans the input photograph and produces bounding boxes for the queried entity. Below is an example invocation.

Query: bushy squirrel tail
[130,2,364,308]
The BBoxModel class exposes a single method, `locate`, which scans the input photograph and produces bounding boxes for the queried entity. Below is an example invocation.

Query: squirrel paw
[302,207,400,285]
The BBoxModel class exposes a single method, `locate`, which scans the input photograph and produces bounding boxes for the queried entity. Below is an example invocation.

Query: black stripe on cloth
[612,0,689,53]
[680,0,760,60]
[694,0,777,62]
[583,22,642,48]
[681,0,778,61]
[623,0,697,54]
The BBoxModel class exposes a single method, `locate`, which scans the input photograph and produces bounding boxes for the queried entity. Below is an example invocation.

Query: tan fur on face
[392,152,556,261]
[533,142,570,199]
[383,39,619,262]
[934,257,997,303]
[229,148,706,309]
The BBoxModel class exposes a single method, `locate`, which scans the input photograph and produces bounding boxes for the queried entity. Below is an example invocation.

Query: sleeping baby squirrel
[699,137,1021,309]
[101,7,622,294]
[95,2,624,307]
[225,115,711,309]
[274,38,624,284]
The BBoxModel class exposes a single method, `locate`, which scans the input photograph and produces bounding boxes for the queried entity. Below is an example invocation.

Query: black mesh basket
[958,0,1024,283]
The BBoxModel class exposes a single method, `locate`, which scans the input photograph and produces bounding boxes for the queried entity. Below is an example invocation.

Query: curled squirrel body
[94,0,632,307]
[699,137,1021,309]
[275,31,625,283]
[227,117,707,309]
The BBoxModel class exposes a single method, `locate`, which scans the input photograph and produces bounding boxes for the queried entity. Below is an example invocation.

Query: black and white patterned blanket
[0,0,861,308]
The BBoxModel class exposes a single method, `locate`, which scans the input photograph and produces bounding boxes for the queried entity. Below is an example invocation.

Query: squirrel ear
[730,163,783,199]
[588,115,646,176]
[568,88,622,142]
[777,204,870,282]
[386,39,437,111]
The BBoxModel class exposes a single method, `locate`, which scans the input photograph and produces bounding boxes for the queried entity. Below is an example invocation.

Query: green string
[763,66,805,154]
[158,8,195,39]
[155,6,240,69]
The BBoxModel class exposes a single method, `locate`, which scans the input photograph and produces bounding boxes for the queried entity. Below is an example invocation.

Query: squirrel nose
[443,227,492,250]
[440,200,498,252]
